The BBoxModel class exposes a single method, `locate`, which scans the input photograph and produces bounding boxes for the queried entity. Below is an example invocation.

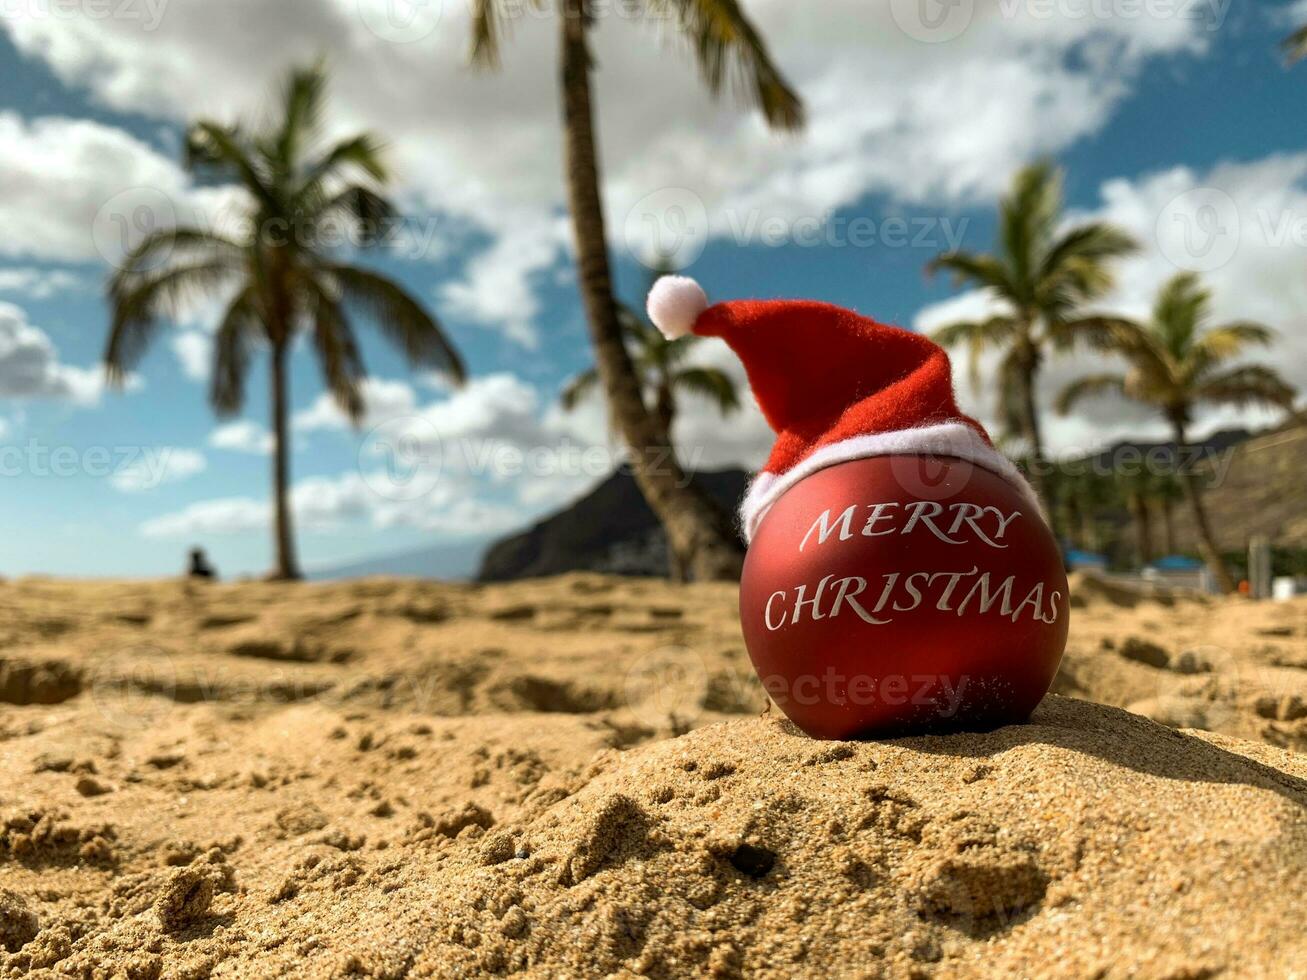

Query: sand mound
[404,697,1307,979]
[0,575,1304,976]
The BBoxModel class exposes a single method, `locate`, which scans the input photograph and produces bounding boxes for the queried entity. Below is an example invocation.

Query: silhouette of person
[188,547,217,581]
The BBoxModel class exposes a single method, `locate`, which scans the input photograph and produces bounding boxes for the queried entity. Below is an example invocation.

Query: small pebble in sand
[0,888,39,952]
[75,775,112,797]
[156,867,214,932]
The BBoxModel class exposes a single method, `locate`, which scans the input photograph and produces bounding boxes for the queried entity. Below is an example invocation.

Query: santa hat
[646,275,1044,542]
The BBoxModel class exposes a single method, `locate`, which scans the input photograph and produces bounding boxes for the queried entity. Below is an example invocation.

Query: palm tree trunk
[1161,499,1176,556]
[654,380,675,444]
[558,0,742,581]
[1129,492,1153,566]
[270,340,302,581]
[1171,421,1234,593]
[1015,343,1060,543]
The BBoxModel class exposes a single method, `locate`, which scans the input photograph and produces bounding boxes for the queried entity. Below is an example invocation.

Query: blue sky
[1,0,1305,578]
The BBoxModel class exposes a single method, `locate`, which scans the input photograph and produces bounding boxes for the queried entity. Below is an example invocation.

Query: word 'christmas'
[764,567,1062,630]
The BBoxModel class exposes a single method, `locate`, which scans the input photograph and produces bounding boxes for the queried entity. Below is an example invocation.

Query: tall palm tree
[470,0,802,581]
[928,161,1137,525]
[1056,273,1297,593]
[104,64,466,580]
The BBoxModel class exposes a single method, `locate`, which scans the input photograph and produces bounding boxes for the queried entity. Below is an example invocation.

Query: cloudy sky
[1,0,1305,577]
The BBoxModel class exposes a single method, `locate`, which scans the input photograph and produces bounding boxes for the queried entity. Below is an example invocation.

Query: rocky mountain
[477,468,749,581]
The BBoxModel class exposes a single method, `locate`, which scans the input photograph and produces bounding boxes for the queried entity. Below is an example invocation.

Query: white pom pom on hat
[647,275,709,340]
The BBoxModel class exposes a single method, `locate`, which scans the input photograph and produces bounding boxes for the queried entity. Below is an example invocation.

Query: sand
[0,572,1304,977]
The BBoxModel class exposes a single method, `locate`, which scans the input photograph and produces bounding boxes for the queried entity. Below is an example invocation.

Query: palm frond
[323,264,466,383]
[303,134,389,192]
[1194,364,1297,413]
[470,0,546,68]
[1284,24,1307,65]
[560,368,601,411]
[1039,222,1137,281]
[210,287,261,416]
[313,185,399,246]
[1048,314,1140,352]
[673,366,741,414]
[104,260,242,382]
[1037,224,1136,312]
[1055,373,1127,415]
[114,227,247,278]
[1001,160,1060,297]
[931,315,1016,391]
[645,0,804,130]
[184,122,277,210]
[470,0,504,68]
[276,61,328,175]
[1190,321,1276,363]
[309,286,367,424]
[926,252,1014,295]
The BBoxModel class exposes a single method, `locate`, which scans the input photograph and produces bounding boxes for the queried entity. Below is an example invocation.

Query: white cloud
[917,153,1307,454]
[209,420,274,455]
[293,377,418,432]
[2,0,1210,345]
[171,331,212,382]
[0,113,237,266]
[141,496,268,538]
[0,301,111,405]
[110,447,207,492]
[0,268,85,300]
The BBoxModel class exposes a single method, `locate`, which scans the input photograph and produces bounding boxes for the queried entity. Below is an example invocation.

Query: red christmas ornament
[647,276,1069,739]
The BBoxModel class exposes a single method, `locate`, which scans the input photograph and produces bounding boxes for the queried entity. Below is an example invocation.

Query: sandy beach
[0,574,1303,978]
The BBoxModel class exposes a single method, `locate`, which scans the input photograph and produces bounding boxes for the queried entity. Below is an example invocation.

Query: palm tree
[1117,469,1155,567]
[104,64,466,580]
[560,301,740,442]
[928,161,1137,524]
[470,0,802,581]
[1056,273,1297,593]
[1283,24,1307,64]
[1150,471,1185,556]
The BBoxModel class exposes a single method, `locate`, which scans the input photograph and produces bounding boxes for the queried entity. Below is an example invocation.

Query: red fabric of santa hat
[646,275,1045,542]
